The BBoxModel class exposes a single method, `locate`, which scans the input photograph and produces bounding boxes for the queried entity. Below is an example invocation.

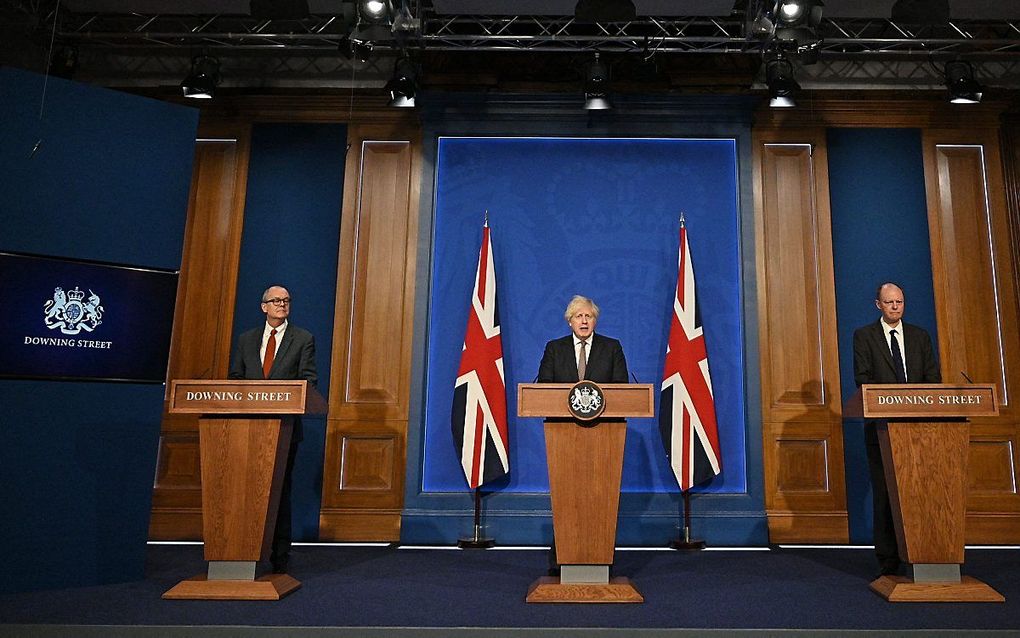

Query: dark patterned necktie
[578,340,587,381]
[890,329,907,383]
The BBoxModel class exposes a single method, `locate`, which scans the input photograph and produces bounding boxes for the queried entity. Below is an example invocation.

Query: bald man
[229,284,317,574]
[852,281,940,577]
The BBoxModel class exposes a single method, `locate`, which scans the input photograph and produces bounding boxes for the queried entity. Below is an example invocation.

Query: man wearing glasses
[229,284,318,574]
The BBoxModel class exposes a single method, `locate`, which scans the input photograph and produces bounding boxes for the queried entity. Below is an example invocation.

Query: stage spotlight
[945,60,983,104]
[778,0,807,24]
[358,0,393,24]
[774,0,824,56]
[181,56,220,99]
[766,54,799,108]
[339,35,374,62]
[386,57,417,108]
[776,0,823,27]
[583,53,613,110]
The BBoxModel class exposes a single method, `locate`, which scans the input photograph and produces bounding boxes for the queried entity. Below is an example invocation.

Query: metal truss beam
[45,12,1020,58]
[6,3,1019,90]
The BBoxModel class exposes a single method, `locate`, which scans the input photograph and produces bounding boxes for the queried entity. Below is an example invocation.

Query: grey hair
[261,285,288,303]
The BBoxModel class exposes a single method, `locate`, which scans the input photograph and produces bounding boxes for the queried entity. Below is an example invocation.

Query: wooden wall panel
[149,128,250,540]
[319,126,421,540]
[924,130,1020,542]
[754,130,849,543]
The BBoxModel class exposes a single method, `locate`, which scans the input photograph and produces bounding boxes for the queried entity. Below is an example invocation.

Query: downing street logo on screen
[43,286,105,335]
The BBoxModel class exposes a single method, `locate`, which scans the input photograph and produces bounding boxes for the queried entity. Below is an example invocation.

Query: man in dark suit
[537,295,629,384]
[852,281,940,577]
[228,284,318,574]
[537,295,629,574]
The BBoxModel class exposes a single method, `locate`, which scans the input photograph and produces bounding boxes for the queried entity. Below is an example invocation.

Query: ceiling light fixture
[358,0,393,24]
[761,0,825,61]
[181,56,220,99]
[945,60,983,104]
[766,54,800,108]
[583,53,613,110]
[386,57,417,108]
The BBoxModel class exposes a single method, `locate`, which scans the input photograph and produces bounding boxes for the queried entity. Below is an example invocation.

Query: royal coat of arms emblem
[44,286,104,335]
[568,380,606,422]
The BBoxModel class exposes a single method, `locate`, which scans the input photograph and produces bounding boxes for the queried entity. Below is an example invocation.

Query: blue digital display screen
[0,252,179,383]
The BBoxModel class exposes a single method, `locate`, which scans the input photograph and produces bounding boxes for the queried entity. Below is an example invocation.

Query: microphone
[960,370,975,384]
[630,371,640,384]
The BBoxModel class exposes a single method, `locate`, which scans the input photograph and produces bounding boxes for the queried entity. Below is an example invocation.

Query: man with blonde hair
[537,295,629,384]
[537,295,629,575]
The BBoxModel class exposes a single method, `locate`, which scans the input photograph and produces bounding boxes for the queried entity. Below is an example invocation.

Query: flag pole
[457,487,496,549]
[670,489,706,550]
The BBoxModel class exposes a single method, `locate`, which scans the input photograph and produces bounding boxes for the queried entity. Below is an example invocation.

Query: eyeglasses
[263,297,291,307]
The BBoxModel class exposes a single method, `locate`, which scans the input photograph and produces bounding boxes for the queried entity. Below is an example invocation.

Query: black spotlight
[583,53,613,110]
[945,60,983,104]
[386,57,417,108]
[766,54,799,108]
[358,0,393,24]
[181,56,220,99]
[774,0,824,55]
[339,35,374,62]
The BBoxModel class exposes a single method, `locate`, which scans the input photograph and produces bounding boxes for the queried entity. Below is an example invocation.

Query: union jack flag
[659,221,722,491]
[452,223,510,488]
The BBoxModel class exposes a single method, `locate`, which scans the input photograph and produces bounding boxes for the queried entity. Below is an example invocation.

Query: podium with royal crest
[517,381,655,603]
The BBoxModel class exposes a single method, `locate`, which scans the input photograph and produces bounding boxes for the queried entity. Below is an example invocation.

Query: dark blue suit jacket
[228,323,318,440]
[536,333,629,384]
[852,320,940,386]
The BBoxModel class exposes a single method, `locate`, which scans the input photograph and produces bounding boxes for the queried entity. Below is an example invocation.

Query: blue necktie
[890,329,907,383]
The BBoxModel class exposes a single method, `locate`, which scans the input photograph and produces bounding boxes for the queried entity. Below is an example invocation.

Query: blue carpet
[0,545,1017,631]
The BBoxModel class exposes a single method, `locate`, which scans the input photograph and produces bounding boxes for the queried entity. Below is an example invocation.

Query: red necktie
[262,329,277,379]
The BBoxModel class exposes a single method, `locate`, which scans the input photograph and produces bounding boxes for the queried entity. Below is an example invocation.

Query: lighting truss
[42,12,1020,58]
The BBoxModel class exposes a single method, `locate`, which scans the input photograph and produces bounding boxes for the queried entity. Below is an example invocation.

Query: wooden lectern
[845,383,1004,602]
[518,382,654,604]
[162,379,327,601]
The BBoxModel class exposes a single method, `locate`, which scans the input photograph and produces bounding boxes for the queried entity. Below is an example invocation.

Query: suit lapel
[247,330,264,376]
[869,321,893,371]
[269,328,294,377]
[901,325,922,382]
[585,334,604,380]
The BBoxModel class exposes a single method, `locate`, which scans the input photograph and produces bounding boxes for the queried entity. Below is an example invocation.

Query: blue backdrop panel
[828,128,938,544]
[231,123,345,541]
[423,137,745,496]
[0,67,197,593]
